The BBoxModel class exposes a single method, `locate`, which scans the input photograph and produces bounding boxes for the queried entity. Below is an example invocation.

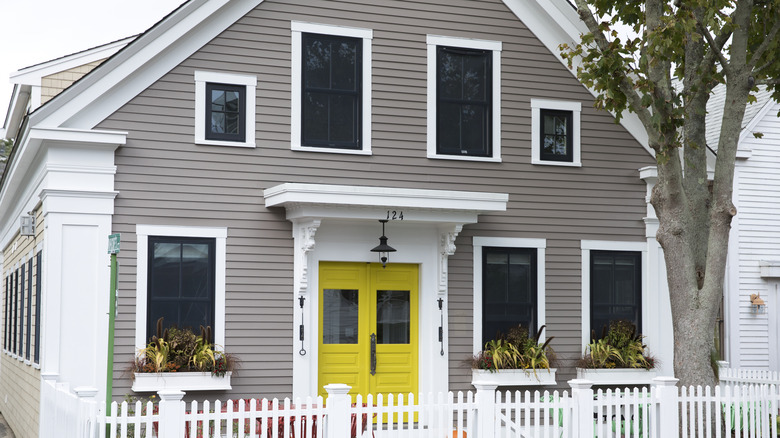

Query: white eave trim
[264,183,509,213]
[28,127,128,145]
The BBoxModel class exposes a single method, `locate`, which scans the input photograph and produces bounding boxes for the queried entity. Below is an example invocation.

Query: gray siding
[98,0,655,398]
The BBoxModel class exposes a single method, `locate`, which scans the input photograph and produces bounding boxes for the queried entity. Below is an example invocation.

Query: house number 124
[386,210,404,220]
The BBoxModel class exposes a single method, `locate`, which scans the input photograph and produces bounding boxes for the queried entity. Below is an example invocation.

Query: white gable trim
[738,99,778,145]
[30,0,264,130]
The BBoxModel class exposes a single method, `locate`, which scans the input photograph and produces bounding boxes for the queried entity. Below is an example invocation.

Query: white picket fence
[39,370,780,438]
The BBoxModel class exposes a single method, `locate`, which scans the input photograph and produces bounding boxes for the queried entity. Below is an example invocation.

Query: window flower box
[576,368,657,386]
[132,371,232,392]
[472,368,557,387]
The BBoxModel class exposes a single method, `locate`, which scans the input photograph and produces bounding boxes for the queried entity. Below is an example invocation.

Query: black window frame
[539,109,574,162]
[205,82,247,143]
[436,45,492,158]
[25,258,32,360]
[34,251,42,364]
[12,269,18,355]
[147,236,216,342]
[590,250,642,340]
[18,264,24,359]
[481,247,537,346]
[301,32,363,150]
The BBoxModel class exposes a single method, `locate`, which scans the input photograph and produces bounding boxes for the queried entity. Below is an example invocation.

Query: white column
[291,219,320,399]
[639,166,674,378]
[324,384,351,438]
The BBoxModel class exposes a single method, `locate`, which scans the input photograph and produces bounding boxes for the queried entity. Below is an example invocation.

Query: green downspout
[106,234,120,416]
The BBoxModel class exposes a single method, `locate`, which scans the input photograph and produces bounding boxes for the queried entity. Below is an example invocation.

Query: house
[0,0,671,436]
[714,85,780,371]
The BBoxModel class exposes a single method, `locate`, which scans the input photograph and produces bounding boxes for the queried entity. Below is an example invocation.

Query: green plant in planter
[472,325,555,374]
[579,320,655,369]
[134,318,238,376]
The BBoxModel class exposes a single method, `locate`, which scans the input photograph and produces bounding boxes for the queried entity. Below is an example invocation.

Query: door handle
[370,333,377,376]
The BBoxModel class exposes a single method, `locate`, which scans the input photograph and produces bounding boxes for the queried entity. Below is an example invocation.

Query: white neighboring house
[713,85,780,369]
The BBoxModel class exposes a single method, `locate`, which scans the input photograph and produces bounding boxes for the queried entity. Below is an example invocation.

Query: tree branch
[757,78,780,86]
[748,19,780,70]
[696,21,732,76]
[572,0,654,130]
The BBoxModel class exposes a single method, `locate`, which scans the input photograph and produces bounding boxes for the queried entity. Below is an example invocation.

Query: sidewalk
[0,412,14,438]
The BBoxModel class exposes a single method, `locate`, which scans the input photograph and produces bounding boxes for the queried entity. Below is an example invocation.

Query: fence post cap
[473,383,498,391]
[73,386,99,398]
[323,384,351,395]
[568,379,593,389]
[157,389,186,401]
[652,376,679,386]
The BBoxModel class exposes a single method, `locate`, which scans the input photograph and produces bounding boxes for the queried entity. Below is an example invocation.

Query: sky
[0,0,185,134]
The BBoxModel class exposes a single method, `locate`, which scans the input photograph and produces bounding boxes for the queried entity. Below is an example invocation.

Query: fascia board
[502,0,652,157]
[3,84,30,139]
[30,0,264,130]
[9,37,134,87]
[264,183,509,213]
[738,98,777,145]
[0,126,127,249]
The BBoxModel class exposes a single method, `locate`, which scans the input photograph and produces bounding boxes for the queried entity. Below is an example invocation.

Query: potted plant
[577,320,657,385]
[132,318,238,392]
[471,325,557,386]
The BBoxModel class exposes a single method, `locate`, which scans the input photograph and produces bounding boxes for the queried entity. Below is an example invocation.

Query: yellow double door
[318,262,419,400]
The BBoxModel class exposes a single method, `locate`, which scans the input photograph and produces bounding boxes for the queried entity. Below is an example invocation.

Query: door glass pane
[376,290,410,344]
[323,289,359,344]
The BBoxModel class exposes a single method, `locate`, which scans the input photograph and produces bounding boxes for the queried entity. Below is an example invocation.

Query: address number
[386,210,404,220]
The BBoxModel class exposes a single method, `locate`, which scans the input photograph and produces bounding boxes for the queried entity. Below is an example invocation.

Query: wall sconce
[750,293,766,313]
[370,219,396,268]
[20,214,34,236]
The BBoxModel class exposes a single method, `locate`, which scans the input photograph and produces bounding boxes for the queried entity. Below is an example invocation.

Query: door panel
[318,262,418,400]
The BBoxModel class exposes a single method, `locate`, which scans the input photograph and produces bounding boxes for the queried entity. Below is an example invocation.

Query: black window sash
[539,109,573,162]
[26,258,33,360]
[205,82,246,142]
[4,275,8,351]
[589,250,642,340]
[436,46,492,157]
[12,270,18,355]
[481,247,537,346]
[19,265,24,358]
[147,236,216,342]
[34,251,42,363]
[301,33,362,150]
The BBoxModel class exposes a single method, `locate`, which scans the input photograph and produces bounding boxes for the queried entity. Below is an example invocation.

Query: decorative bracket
[292,219,321,296]
[438,224,463,295]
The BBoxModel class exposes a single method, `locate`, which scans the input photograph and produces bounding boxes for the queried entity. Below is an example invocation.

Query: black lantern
[370,219,396,268]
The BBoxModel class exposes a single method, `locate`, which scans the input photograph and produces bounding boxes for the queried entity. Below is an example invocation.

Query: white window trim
[580,240,647,351]
[135,225,227,352]
[291,21,373,155]
[531,99,582,167]
[472,237,546,354]
[194,71,257,148]
[427,35,502,163]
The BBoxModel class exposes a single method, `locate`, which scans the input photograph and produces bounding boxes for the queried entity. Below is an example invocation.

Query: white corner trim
[472,237,547,354]
[135,225,227,352]
[290,21,372,154]
[426,35,502,162]
[531,99,581,167]
[580,240,647,350]
[194,71,257,148]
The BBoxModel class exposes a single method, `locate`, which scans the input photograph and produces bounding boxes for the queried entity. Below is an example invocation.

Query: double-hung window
[291,22,373,155]
[147,236,216,340]
[302,33,362,149]
[590,250,642,339]
[136,225,227,351]
[473,237,546,352]
[482,247,537,345]
[531,99,581,166]
[195,71,257,148]
[427,35,502,162]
